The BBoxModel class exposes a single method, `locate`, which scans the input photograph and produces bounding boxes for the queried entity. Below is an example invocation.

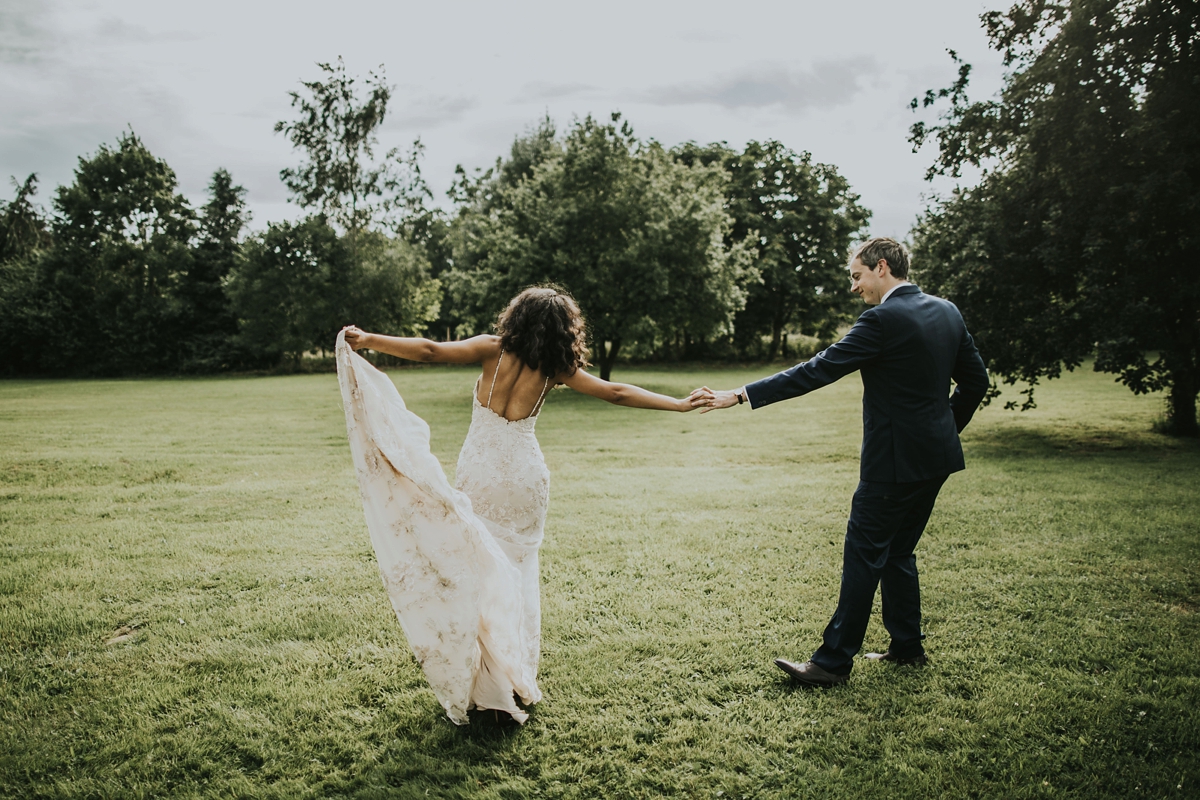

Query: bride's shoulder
[432,334,501,365]
[463,334,502,352]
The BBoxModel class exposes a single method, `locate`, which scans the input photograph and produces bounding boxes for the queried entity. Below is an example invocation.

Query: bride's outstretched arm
[342,326,499,364]
[560,367,707,412]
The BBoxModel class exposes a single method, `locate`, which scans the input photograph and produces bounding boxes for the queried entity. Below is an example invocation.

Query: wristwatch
[736,389,745,405]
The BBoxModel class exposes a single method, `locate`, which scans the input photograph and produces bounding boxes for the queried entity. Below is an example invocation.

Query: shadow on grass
[348,710,534,797]
[966,422,1199,460]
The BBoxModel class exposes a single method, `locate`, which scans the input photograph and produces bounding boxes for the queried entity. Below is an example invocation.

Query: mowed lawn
[1,363,1198,799]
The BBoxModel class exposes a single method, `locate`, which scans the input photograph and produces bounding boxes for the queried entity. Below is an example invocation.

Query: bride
[337,286,701,724]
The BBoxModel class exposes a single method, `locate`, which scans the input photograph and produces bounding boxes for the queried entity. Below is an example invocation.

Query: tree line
[5,0,1196,435]
[0,60,869,381]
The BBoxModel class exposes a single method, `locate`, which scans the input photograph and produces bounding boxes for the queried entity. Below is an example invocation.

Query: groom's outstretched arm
[698,312,883,412]
[745,312,884,409]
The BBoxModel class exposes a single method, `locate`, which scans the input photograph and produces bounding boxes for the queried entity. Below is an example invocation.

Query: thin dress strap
[532,375,551,417]
[486,350,504,411]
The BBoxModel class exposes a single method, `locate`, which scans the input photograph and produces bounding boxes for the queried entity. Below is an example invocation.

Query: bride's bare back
[478,349,553,422]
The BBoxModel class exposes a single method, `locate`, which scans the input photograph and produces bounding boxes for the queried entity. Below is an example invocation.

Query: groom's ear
[874,258,891,277]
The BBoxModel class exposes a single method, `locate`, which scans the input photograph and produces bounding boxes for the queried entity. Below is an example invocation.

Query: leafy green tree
[0,174,51,263]
[632,142,755,361]
[272,58,445,353]
[677,141,871,359]
[350,232,443,344]
[446,114,750,379]
[910,0,1200,435]
[40,131,195,374]
[447,115,561,213]
[227,217,345,366]
[177,169,251,371]
[228,218,440,366]
[0,174,54,374]
[275,57,427,245]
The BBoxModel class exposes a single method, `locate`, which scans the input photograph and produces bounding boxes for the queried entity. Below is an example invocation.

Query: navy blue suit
[745,285,989,673]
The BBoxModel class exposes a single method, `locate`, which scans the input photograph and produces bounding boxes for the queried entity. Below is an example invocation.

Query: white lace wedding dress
[335,331,550,724]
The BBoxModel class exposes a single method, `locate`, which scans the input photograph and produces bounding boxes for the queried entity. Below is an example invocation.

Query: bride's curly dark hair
[495,286,589,378]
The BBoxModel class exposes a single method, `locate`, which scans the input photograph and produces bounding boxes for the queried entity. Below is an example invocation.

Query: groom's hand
[698,386,741,413]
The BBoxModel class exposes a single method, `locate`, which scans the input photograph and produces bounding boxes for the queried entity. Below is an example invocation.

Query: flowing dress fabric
[335,332,547,724]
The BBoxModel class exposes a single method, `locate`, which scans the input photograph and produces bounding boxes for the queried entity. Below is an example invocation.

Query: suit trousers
[811,475,948,675]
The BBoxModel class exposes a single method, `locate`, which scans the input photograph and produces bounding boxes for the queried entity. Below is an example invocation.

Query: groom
[700,237,989,686]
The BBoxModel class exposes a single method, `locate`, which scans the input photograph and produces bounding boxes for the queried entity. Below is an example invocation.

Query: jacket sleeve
[744,311,883,409]
[949,326,989,432]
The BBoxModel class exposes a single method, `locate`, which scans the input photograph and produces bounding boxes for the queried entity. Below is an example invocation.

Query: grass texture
[1,364,1198,798]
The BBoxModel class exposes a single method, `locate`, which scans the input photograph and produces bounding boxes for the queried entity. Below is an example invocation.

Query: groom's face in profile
[848,258,889,305]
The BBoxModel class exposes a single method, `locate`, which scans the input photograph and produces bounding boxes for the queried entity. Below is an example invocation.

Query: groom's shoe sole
[864,651,929,667]
[774,658,849,687]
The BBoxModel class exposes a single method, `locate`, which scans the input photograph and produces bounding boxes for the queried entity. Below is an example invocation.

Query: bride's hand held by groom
[682,388,710,412]
[693,386,744,413]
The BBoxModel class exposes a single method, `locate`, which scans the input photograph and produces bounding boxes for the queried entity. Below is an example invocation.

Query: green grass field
[2,363,1198,799]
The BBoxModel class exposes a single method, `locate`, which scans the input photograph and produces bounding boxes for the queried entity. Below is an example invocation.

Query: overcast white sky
[1,0,1006,238]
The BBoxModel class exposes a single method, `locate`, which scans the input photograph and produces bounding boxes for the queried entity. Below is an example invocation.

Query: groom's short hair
[852,237,910,279]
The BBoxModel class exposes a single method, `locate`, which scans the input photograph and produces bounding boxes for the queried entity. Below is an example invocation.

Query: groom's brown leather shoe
[774,658,849,687]
[864,650,929,667]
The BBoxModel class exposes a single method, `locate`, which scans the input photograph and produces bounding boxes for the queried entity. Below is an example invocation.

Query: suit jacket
[744,285,990,483]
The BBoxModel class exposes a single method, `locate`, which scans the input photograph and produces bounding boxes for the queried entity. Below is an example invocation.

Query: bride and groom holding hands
[337,236,990,724]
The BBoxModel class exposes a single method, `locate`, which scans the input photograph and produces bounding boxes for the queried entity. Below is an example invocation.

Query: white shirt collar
[881,281,912,304]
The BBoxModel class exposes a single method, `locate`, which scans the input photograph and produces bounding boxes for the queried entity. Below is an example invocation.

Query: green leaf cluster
[911,0,1200,435]
[275,57,430,241]
[0,174,54,374]
[227,221,440,367]
[677,140,871,359]
[442,115,752,380]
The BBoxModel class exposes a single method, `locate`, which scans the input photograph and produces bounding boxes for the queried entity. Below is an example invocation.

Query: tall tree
[677,141,870,359]
[273,58,445,353]
[41,131,195,374]
[635,142,755,362]
[0,174,51,263]
[275,57,427,245]
[445,114,749,380]
[0,174,53,374]
[177,169,250,371]
[910,0,1200,435]
[434,117,560,342]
